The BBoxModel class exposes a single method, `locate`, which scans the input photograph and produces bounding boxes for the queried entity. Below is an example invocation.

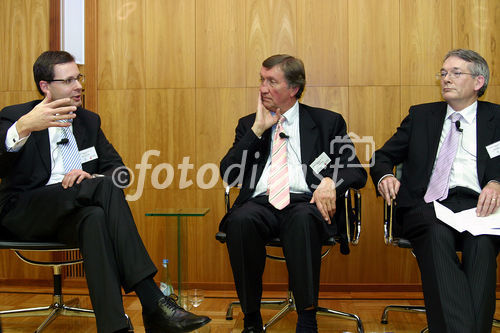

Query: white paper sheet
[433,201,500,236]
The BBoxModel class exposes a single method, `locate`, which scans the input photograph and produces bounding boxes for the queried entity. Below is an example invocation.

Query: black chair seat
[0,240,72,251]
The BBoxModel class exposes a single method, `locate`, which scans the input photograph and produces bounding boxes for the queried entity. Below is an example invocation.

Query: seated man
[219,54,367,333]
[370,49,500,333]
[0,51,210,333]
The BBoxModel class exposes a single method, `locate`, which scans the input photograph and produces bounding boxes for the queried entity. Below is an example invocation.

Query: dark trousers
[222,194,327,315]
[402,187,500,333]
[1,177,157,333]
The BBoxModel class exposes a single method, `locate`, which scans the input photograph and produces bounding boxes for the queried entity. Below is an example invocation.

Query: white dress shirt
[253,101,311,197]
[432,102,481,194]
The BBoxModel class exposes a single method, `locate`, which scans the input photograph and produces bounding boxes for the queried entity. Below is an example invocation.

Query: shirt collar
[446,101,477,124]
[281,101,299,124]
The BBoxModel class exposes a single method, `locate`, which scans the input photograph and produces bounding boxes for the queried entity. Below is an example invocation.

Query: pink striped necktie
[424,112,463,203]
[268,116,290,210]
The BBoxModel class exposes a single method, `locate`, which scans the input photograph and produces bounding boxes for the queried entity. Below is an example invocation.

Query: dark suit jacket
[220,103,367,209]
[0,100,126,216]
[370,101,500,208]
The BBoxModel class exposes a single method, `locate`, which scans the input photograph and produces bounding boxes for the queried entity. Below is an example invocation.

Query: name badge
[310,152,331,174]
[486,140,500,159]
[79,146,98,164]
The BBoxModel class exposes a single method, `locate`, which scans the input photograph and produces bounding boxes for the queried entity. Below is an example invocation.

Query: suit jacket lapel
[299,104,318,166]
[476,102,495,185]
[72,108,86,150]
[425,103,447,177]
[31,129,51,173]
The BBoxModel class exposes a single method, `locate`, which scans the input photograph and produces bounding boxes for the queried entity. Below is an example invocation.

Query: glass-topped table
[145,208,209,297]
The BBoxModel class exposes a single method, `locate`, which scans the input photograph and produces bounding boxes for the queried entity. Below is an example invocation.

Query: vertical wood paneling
[452,0,481,51]
[1,0,499,290]
[400,0,452,85]
[479,0,499,86]
[301,87,349,123]
[297,0,348,86]
[348,0,400,86]
[196,0,246,88]
[146,0,195,88]
[246,0,296,87]
[97,0,145,90]
[0,0,49,92]
[97,90,146,165]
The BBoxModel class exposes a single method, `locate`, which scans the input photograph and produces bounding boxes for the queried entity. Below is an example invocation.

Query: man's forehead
[260,65,283,78]
[442,56,470,69]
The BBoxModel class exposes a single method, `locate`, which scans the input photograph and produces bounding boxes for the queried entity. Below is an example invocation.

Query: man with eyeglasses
[371,49,500,332]
[0,51,210,333]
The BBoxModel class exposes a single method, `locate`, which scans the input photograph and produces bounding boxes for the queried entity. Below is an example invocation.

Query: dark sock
[134,277,165,313]
[244,311,262,328]
[296,308,317,332]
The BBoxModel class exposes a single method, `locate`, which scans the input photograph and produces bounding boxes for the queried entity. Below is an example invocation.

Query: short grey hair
[444,49,489,97]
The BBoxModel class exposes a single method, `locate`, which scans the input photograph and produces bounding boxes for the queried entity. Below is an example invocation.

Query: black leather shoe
[242,327,263,333]
[142,295,211,333]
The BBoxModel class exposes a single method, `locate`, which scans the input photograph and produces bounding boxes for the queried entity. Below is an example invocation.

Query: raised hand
[16,91,77,138]
[251,92,280,137]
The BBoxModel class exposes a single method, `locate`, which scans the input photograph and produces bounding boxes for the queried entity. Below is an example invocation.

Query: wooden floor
[1,289,500,332]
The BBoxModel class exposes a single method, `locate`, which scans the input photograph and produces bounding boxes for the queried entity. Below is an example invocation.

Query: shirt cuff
[5,122,30,152]
[377,173,395,189]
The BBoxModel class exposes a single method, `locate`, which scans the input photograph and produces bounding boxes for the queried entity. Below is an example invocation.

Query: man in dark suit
[0,51,210,333]
[371,49,500,333]
[220,54,367,333]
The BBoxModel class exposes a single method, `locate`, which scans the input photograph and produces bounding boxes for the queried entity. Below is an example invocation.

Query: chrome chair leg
[35,307,60,333]
[225,298,289,320]
[317,307,364,333]
[380,304,426,324]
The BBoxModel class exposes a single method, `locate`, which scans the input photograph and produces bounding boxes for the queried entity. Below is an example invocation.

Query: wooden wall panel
[348,0,400,86]
[400,0,452,85]
[97,90,146,166]
[297,0,348,86]
[479,0,499,86]
[1,0,499,290]
[146,0,195,88]
[301,87,349,123]
[97,0,145,90]
[246,0,296,87]
[452,0,481,51]
[195,88,248,169]
[195,0,246,88]
[0,0,49,92]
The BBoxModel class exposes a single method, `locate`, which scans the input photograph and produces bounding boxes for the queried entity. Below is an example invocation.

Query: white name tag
[486,140,500,159]
[79,146,98,164]
[310,152,331,174]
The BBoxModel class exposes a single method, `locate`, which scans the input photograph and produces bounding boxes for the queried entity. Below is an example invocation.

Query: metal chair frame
[382,201,500,333]
[0,240,95,333]
[217,186,364,333]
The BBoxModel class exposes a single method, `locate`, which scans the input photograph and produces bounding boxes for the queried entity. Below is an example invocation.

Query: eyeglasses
[436,70,476,80]
[49,74,85,85]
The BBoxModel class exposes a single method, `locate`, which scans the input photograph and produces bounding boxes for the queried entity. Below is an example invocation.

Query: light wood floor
[1,290,500,332]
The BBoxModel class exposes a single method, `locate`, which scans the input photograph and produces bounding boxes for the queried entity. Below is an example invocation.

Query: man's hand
[16,91,77,138]
[378,175,400,203]
[251,92,280,137]
[476,181,500,217]
[62,170,92,189]
[310,177,336,224]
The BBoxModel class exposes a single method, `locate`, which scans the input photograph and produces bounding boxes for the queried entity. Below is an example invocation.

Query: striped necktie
[424,112,462,203]
[59,120,82,173]
[268,116,290,210]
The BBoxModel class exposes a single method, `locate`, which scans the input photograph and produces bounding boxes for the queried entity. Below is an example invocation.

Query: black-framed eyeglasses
[49,74,85,85]
[436,70,476,80]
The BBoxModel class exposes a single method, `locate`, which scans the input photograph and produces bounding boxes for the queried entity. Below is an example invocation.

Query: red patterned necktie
[268,117,290,209]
